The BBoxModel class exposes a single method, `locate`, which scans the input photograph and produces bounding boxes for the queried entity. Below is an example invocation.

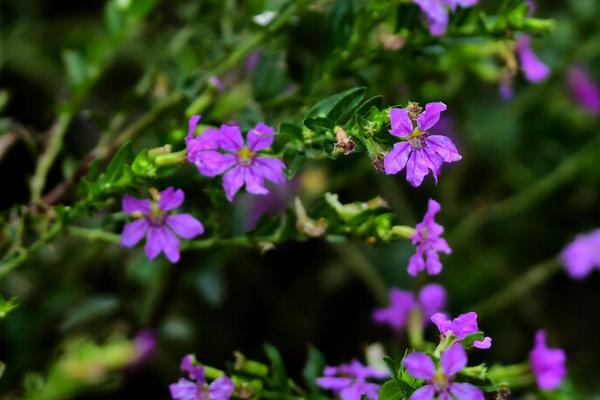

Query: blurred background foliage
[1,0,600,398]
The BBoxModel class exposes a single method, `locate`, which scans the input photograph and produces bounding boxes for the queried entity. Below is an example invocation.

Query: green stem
[471,257,561,318]
[67,226,121,244]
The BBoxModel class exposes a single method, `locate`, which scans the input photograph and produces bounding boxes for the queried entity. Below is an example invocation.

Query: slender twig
[470,257,561,318]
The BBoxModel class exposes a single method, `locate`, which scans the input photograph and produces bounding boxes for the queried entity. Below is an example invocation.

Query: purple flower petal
[426,135,462,162]
[384,142,411,175]
[450,312,479,340]
[414,0,448,36]
[244,167,269,195]
[209,376,234,400]
[403,352,436,380]
[568,65,600,115]
[441,343,467,376]
[418,283,446,319]
[372,288,415,331]
[158,187,185,211]
[145,226,180,263]
[473,336,492,349]
[121,219,149,248]
[417,102,447,131]
[530,330,566,390]
[408,384,435,400]
[449,382,484,400]
[389,108,413,137]
[406,150,430,187]
[169,378,198,400]
[425,249,442,275]
[561,229,600,279]
[408,250,426,276]
[431,312,451,334]
[180,354,205,382]
[316,377,353,390]
[122,194,152,215]
[517,36,550,83]
[219,124,244,152]
[189,150,236,177]
[247,123,275,151]
[254,157,287,184]
[223,166,245,201]
[187,115,201,140]
[166,214,204,239]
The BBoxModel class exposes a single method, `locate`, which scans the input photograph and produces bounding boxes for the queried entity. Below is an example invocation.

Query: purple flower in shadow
[120,187,204,263]
[561,228,600,279]
[516,36,550,83]
[413,0,477,36]
[568,65,600,115]
[530,330,566,390]
[316,360,388,400]
[384,103,461,187]
[408,199,451,276]
[431,311,491,349]
[170,355,234,400]
[372,284,446,332]
[186,116,287,201]
[404,343,484,400]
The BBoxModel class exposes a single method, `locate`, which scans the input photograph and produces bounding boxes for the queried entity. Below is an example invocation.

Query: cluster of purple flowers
[373,284,446,332]
[170,355,234,400]
[413,0,478,36]
[186,115,287,202]
[316,360,388,400]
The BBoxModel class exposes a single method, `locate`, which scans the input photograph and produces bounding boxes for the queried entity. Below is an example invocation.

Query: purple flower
[516,36,550,83]
[568,65,600,115]
[316,360,388,400]
[530,330,566,390]
[407,199,451,276]
[242,178,298,231]
[133,329,156,362]
[431,312,492,349]
[403,343,484,400]
[384,103,461,187]
[120,187,204,263]
[413,0,477,36]
[560,229,600,279]
[186,116,287,201]
[372,284,446,332]
[170,355,234,400]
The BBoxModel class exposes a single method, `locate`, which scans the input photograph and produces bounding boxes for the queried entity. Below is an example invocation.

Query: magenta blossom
[316,360,388,400]
[186,115,287,201]
[560,229,600,279]
[413,0,477,36]
[408,199,451,276]
[372,284,446,332]
[404,343,484,400]
[120,187,204,263]
[568,65,600,115]
[384,103,461,187]
[530,330,566,390]
[516,36,550,83]
[431,312,492,349]
[170,355,234,400]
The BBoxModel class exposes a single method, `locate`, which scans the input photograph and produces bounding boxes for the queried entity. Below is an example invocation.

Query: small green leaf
[279,122,304,143]
[132,150,157,178]
[304,117,335,132]
[307,87,366,122]
[354,96,383,117]
[0,297,18,318]
[63,50,88,88]
[303,345,326,391]
[263,343,289,392]
[104,141,134,183]
[378,380,405,400]
[382,356,399,380]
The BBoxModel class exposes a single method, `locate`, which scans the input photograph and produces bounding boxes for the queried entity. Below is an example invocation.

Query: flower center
[433,370,449,393]
[408,129,426,150]
[147,204,166,226]
[237,146,254,166]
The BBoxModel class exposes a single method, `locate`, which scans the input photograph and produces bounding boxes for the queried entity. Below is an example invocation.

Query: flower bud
[332,127,356,156]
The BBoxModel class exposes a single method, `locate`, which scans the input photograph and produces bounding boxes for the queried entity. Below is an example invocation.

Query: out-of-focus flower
[530,330,566,390]
[316,360,388,400]
[407,199,452,276]
[253,10,277,26]
[245,51,261,74]
[384,103,462,187]
[133,329,156,363]
[516,36,550,83]
[208,76,224,92]
[120,187,204,263]
[413,0,477,36]
[372,284,446,332]
[170,355,234,400]
[186,116,287,201]
[561,229,600,279]
[431,311,492,349]
[568,65,600,115]
[242,178,297,231]
[404,343,484,400]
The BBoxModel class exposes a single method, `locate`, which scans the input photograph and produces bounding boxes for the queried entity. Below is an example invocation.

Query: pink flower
[120,187,204,263]
[384,103,462,187]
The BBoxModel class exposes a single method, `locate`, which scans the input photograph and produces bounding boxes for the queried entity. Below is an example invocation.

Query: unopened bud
[379,33,405,51]
[148,188,160,201]
[333,127,356,156]
[372,154,385,173]
[407,102,422,120]
[148,144,172,159]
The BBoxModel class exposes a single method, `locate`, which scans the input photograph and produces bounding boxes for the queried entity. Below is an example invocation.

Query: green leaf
[62,50,88,88]
[327,87,366,123]
[104,141,134,183]
[252,53,289,102]
[506,3,528,28]
[279,122,304,143]
[354,96,383,118]
[263,343,289,393]
[307,87,366,122]
[132,150,157,178]
[382,356,399,380]
[304,117,335,132]
[0,296,18,318]
[378,380,405,400]
[0,361,5,380]
[302,345,326,391]
[462,331,485,348]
